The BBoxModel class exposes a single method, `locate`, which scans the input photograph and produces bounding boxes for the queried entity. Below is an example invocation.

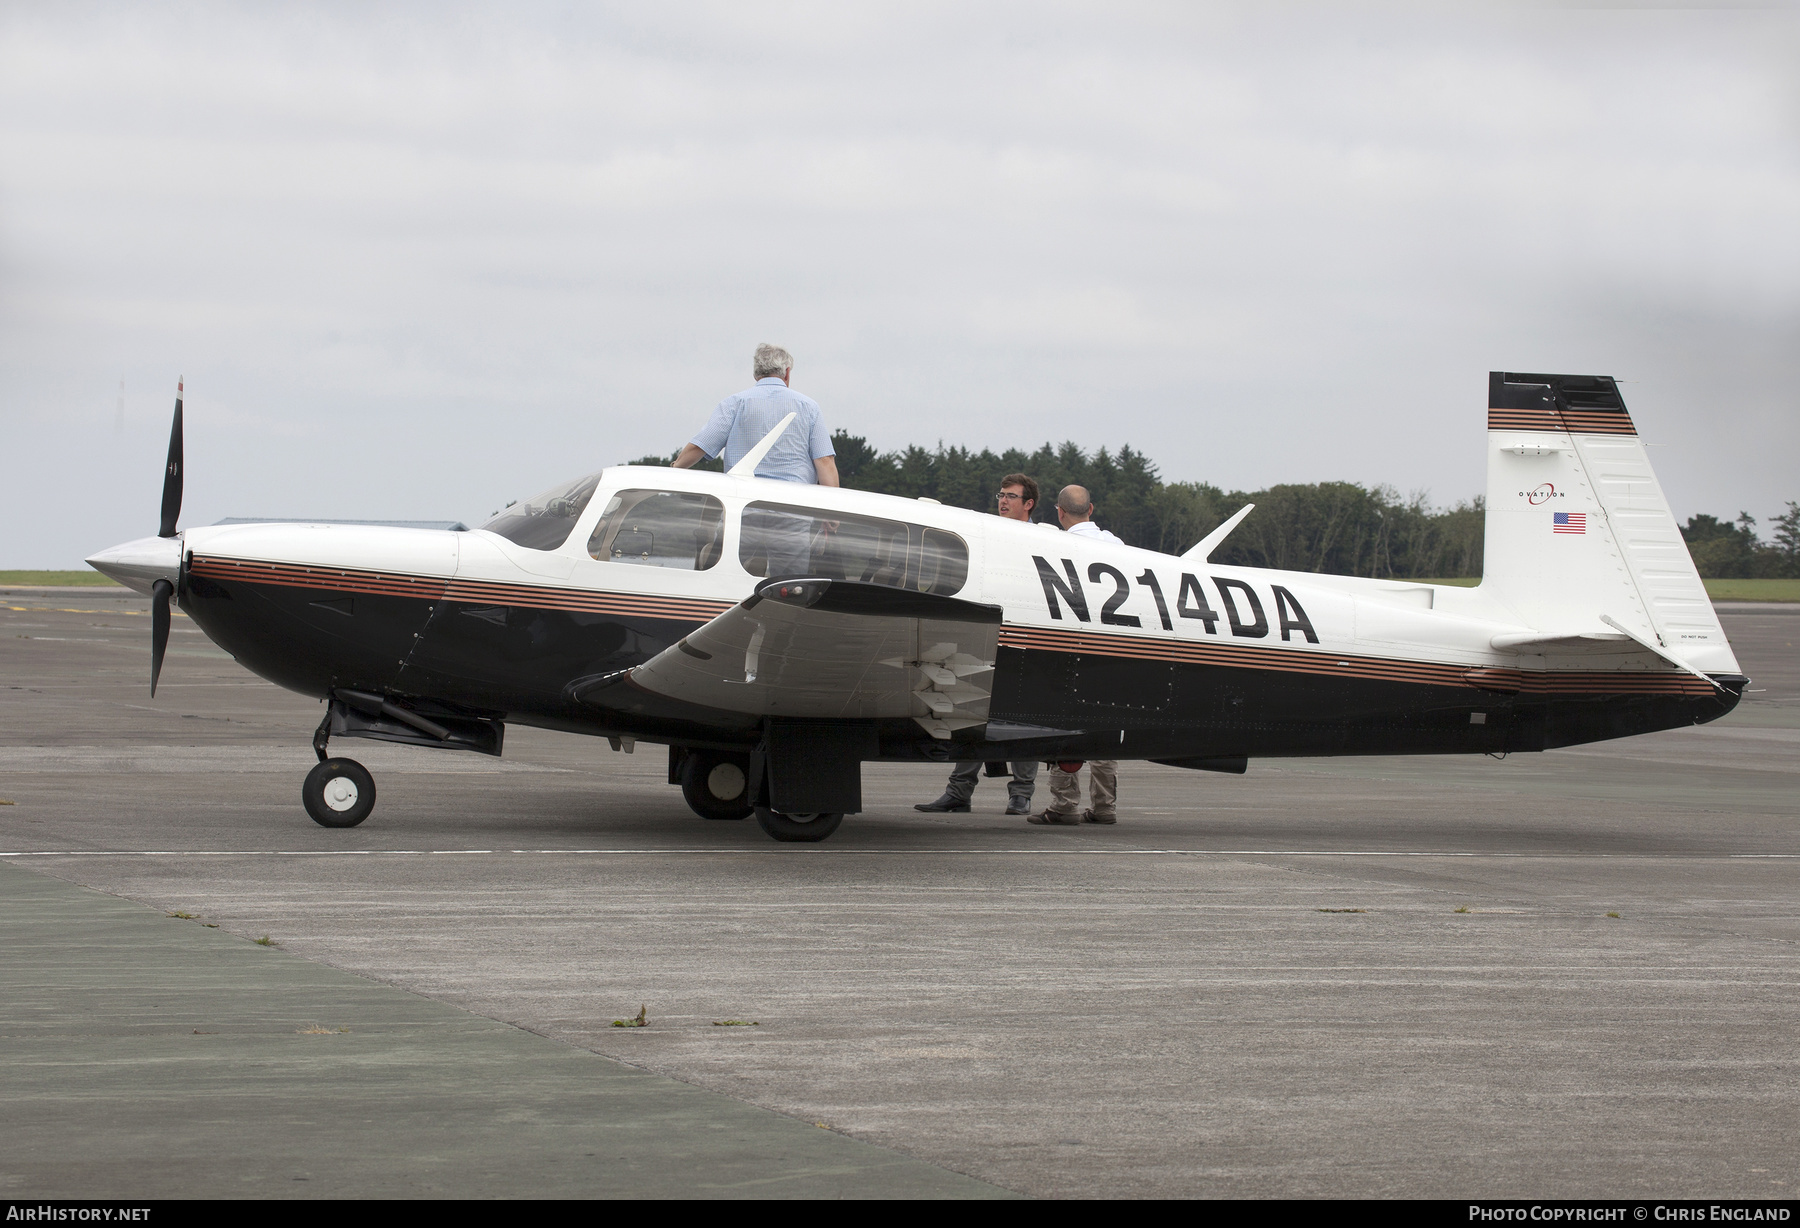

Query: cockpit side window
[587,489,727,570]
[739,501,969,596]
[481,473,601,552]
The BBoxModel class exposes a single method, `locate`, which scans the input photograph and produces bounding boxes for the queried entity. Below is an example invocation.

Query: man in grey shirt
[673,344,838,577]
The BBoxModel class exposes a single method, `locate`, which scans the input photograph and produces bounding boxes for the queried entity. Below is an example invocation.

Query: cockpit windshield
[480,473,601,552]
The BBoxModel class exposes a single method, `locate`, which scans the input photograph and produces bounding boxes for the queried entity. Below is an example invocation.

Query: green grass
[1703,579,1800,602]
[1421,578,1798,601]
[0,570,121,587]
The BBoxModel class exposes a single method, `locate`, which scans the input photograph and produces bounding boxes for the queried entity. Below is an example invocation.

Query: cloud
[3,1,1796,564]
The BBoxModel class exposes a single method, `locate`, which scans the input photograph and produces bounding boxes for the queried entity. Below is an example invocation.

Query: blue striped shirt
[691,379,834,483]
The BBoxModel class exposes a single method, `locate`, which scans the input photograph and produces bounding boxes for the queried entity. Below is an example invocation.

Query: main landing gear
[679,749,755,821]
[674,747,842,841]
[753,808,843,842]
[303,710,375,828]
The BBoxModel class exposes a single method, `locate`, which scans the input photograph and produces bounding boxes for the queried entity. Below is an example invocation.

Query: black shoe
[1005,797,1031,816]
[915,794,971,813]
[1081,809,1117,825]
[1027,810,1081,826]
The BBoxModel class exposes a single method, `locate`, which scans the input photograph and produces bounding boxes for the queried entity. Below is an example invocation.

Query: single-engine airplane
[88,372,1746,841]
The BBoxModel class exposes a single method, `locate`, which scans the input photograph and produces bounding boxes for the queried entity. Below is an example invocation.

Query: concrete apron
[0,862,1012,1199]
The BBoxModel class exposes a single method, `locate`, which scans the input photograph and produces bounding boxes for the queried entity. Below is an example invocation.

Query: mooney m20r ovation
[88,373,1745,842]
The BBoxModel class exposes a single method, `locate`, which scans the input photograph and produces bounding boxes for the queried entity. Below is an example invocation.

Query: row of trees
[1681,507,1800,579]
[632,435,1797,580]
[832,435,1486,579]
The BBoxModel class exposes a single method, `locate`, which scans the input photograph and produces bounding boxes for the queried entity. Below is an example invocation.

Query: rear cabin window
[587,489,727,570]
[739,501,969,596]
[481,472,601,552]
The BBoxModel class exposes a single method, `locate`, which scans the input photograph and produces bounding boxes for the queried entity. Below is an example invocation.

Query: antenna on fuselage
[726,412,798,479]
[1182,502,1255,562]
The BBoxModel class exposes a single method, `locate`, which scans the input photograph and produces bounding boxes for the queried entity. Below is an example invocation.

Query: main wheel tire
[303,757,376,828]
[680,751,753,821]
[753,807,843,843]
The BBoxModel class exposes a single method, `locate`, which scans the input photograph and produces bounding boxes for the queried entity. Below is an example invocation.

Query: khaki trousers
[1047,761,1117,817]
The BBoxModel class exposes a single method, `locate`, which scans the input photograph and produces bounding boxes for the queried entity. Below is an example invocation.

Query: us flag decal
[1553,512,1586,534]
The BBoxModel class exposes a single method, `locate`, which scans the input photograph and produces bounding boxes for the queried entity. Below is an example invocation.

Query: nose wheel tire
[753,807,843,842]
[303,757,376,828]
[680,751,753,821]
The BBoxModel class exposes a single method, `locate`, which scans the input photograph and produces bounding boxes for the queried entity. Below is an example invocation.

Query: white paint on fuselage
[178,463,1671,678]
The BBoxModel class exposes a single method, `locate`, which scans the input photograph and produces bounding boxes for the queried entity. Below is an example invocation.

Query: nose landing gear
[303,757,376,828]
[304,707,375,828]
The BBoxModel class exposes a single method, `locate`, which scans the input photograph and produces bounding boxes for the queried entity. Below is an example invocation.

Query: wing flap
[628,578,1003,735]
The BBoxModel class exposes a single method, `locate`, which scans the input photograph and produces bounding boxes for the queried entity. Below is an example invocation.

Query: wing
[626,578,1004,738]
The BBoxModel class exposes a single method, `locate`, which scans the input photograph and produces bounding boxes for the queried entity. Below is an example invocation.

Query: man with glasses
[915,474,1042,816]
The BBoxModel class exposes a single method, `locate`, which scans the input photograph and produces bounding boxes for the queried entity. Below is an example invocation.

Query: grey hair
[1057,485,1093,517]
[753,343,794,379]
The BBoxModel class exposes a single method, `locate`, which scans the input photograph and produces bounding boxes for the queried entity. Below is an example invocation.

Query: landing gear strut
[305,709,375,828]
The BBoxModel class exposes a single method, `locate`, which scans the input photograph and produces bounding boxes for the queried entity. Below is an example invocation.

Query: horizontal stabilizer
[1489,630,1632,652]
[1598,614,1723,691]
[1490,617,1724,691]
[627,577,1003,735]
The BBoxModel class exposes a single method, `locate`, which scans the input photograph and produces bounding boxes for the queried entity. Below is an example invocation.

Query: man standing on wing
[673,343,837,576]
[1030,484,1121,827]
[915,473,1043,817]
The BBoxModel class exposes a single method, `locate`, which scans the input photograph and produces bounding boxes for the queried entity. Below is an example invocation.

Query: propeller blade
[158,378,184,538]
[150,578,172,696]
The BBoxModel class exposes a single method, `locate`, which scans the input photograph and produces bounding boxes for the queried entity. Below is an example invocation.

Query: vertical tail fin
[1479,371,1739,675]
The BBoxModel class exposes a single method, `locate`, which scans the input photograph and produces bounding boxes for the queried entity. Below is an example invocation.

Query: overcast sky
[4,2,1796,567]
